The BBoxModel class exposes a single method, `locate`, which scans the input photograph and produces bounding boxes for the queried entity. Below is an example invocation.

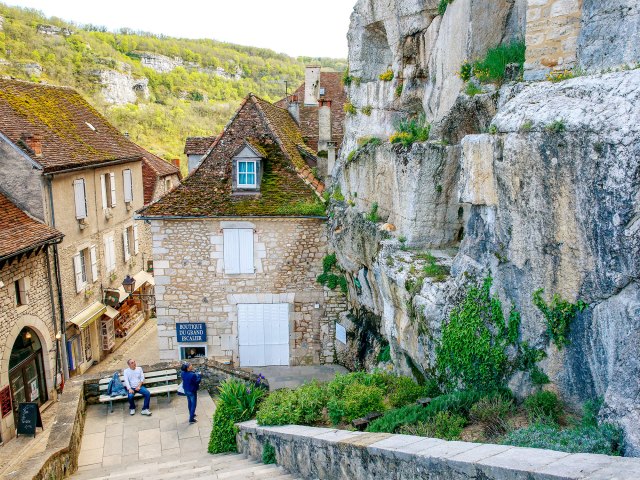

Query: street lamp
[122,275,136,294]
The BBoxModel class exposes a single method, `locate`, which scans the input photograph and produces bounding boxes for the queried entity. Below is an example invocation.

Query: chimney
[171,159,181,169]
[318,99,332,152]
[287,94,300,124]
[327,142,337,178]
[21,133,43,157]
[304,65,321,105]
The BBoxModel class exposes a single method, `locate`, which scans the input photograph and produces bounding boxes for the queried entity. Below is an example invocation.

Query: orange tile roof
[0,79,144,173]
[138,144,181,205]
[184,136,216,155]
[0,192,63,261]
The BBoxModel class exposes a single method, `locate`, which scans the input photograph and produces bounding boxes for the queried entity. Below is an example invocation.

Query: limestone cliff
[331,0,640,454]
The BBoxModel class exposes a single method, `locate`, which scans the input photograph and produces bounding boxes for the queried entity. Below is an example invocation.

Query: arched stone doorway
[8,327,48,424]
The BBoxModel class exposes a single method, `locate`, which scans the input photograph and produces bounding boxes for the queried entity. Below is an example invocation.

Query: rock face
[97,70,149,105]
[36,24,72,36]
[139,52,183,73]
[332,0,640,454]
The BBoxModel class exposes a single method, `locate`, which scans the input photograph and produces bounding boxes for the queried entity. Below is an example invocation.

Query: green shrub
[342,68,353,86]
[460,62,472,82]
[361,105,373,116]
[395,84,403,97]
[347,150,356,163]
[399,411,466,440]
[296,381,329,424]
[469,395,513,437]
[530,366,550,386]
[379,69,394,81]
[524,391,562,424]
[344,102,357,115]
[438,0,454,16]
[208,402,242,454]
[388,376,430,408]
[339,383,386,423]
[465,82,482,96]
[390,114,431,147]
[377,344,391,363]
[317,253,347,294]
[533,289,587,348]
[436,276,522,392]
[368,390,482,433]
[545,120,567,134]
[422,252,449,282]
[503,423,623,456]
[471,40,526,84]
[366,202,380,223]
[256,389,300,426]
[327,372,394,398]
[262,441,276,464]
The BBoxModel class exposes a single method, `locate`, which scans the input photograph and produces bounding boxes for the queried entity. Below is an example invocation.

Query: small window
[101,173,116,209]
[165,178,172,192]
[180,345,207,360]
[320,87,326,96]
[73,178,88,220]
[123,169,133,203]
[73,248,93,292]
[237,161,257,188]
[15,278,28,306]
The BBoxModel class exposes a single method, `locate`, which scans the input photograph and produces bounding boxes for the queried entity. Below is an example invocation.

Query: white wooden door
[238,303,290,367]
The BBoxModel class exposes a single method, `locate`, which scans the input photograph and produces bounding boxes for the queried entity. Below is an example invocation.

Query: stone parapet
[237,421,640,479]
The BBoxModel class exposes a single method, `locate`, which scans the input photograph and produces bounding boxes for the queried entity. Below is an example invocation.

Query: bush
[339,383,386,423]
[544,120,567,135]
[390,114,431,147]
[533,288,587,348]
[465,82,482,96]
[366,202,379,223]
[379,69,394,81]
[208,378,265,454]
[344,102,357,115]
[469,395,513,437]
[368,390,482,433]
[262,441,276,464]
[395,84,403,97]
[399,411,466,440]
[296,381,329,424]
[377,344,391,363]
[361,105,372,116]
[471,40,526,84]
[256,388,301,426]
[438,0,454,16]
[524,391,562,424]
[388,376,428,408]
[503,423,623,456]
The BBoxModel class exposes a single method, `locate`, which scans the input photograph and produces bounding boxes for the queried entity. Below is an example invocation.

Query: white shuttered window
[223,229,254,274]
[73,179,87,219]
[90,246,98,282]
[110,172,117,206]
[133,224,139,254]
[100,174,108,209]
[100,173,117,209]
[104,235,116,273]
[73,253,85,292]
[123,229,131,261]
[123,169,133,203]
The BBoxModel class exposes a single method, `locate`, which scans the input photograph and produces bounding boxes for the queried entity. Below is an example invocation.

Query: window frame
[236,160,257,189]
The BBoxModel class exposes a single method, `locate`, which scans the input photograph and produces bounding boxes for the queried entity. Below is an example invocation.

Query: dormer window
[237,160,257,188]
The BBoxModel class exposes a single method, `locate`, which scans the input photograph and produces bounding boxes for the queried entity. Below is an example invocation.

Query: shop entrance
[9,327,48,425]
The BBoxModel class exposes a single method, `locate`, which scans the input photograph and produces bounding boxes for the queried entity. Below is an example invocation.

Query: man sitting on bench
[123,358,152,416]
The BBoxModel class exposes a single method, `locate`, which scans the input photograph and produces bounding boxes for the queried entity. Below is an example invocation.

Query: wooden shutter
[73,179,87,219]
[100,174,108,209]
[133,224,139,254]
[223,229,240,274]
[90,246,98,282]
[123,169,133,203]
[238,229,254,274]
[109,236,116,271]
[110,172,117,207]
[123,229,130,261]
[73,253,83,292]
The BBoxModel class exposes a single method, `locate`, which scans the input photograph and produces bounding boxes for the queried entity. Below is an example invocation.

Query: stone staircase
[71,452,297,480]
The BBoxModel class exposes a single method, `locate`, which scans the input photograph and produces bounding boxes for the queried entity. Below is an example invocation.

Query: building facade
[184,136,216,174]
[0,192,63,444]
[141,94,346,367]
[0,79,154,376]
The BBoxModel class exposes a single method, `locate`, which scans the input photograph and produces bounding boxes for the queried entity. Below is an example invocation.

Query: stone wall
[151,217,342,366]
[237,421,640,479]
[0,250,58,444]
[524,0,584,80]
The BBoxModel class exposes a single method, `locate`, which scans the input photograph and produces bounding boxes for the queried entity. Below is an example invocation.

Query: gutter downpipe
[46,176,70,381]
[44,242,62,392]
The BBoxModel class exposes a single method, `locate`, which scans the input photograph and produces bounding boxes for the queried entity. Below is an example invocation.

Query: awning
[104,306,120,320]
[68,302,106,329]
[134,270,155,287]
[117,286,129,303]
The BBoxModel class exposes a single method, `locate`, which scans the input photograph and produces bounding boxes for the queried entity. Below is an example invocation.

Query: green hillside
[0,4,346,168]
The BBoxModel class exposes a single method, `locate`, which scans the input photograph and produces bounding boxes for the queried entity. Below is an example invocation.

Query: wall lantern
[122,275,136,294]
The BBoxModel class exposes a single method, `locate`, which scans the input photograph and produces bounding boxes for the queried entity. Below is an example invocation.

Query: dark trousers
[128,386,151,410]
[186,392,197,421]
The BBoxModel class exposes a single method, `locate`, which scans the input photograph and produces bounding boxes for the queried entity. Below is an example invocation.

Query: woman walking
[181,362,201,424]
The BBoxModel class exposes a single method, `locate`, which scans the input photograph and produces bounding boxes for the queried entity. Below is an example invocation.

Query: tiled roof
[0,192,63,261]
[184,136,216,155]
[274,72,347,150]
[139,94,324,218]
[138,144,181,205]
[0,79,144,173]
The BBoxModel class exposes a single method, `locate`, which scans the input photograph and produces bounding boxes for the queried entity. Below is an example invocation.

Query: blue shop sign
[176,322,207,343]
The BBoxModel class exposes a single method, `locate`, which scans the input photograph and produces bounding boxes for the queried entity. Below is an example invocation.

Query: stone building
[184,136,217,174]
[0,192,63,444]
[0,79,154,376]
[140,94,346,367]
[140,147,181,205]
[274,66,347,178]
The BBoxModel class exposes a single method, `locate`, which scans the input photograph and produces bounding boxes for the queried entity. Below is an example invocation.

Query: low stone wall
[84,357,266,403]
[5,378,86,480]
[237,421,640,479]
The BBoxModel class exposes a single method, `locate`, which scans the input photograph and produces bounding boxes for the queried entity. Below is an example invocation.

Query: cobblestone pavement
[247,364,348,390]
[88,318,160,375]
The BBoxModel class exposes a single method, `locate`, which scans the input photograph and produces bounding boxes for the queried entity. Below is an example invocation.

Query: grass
[545,119,566,134]
[465,82,483,96]
[390,114,430,147]
[465,40,526,84]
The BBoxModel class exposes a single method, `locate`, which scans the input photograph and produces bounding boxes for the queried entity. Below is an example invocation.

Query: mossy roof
[0,79,144,173]
[139,94,325,218]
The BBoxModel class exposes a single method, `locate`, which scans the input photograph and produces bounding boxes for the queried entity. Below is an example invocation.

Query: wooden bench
[98,369,179,413]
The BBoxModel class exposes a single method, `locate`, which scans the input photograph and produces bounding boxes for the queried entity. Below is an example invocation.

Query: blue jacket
[181,370,201,394]
[107,372,128,397]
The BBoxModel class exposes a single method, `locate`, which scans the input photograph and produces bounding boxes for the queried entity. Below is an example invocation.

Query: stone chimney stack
[318,99,332,152]
[327,142,337,178]
[304,65,321,105]
[21,133,43,157]
[287,94,300,124]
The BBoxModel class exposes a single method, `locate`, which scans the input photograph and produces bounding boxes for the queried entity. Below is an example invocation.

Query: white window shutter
[123,229,131,261]
[90,246,98,282]
[74,179,87,219]
[103,237,111,273]
[238,229,254,274]
[223,229,240,274]
[100,174,108,209]
[110,172,117,207]
[133,224,139,254]
[123,169,133,203]
[109,236,116,271]
[73,253,83,292]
